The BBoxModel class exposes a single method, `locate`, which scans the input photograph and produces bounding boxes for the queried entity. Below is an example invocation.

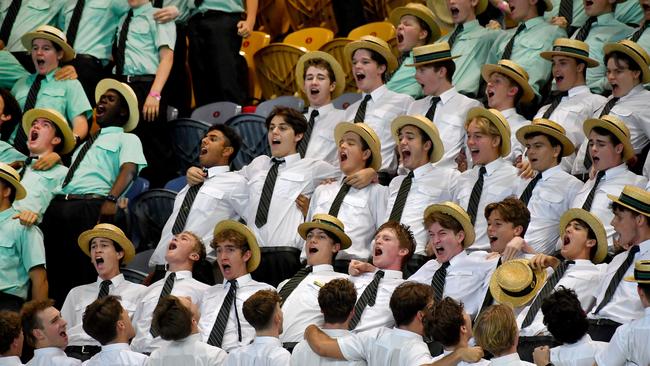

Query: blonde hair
[473,304,518,356]
[465,116,501,139]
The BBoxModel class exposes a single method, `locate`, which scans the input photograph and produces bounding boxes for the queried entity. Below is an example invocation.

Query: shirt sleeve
[594,324,629,365]
[65,79,93,120]
[118,133,148,171]
[156,21,177,51]
[338,330,375,361]
[19,226,46,272]
[372,185,389,228]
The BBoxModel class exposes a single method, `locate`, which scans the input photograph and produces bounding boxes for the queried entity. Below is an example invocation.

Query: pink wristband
[148,91,161,101]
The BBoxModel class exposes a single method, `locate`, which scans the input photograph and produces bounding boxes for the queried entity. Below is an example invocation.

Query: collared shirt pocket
[40,87,67,113]
[275,172,305,199]
[26,0,51,12]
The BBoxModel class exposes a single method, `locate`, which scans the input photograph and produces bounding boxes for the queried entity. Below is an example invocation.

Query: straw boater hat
[77,223,136,264]
[334,122,382,171]
[423,202,475,248]
[604,39,650,84]
[481,59,535,103]
[21,25,75,62]
[22,108,76,155]
[607,185,650,217]
[625,260,650,284]
[389,3,441,43]
[516,118,575,157]
[344,35,399,72]
[295,51,346,99]
[540,38,598,68]
[559,208,608,264]
[427,0,489,27]
[0,163,26,200]
[489,259,547,307]
[406,42,460,67]
[583,114,635,161]
[214,220,261,272]
[298,214,352,250]
[466,107,512,158]
[391,115,444,164]
[95,78,140,133]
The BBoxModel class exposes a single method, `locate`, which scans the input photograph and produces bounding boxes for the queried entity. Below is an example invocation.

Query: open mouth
[643,3,650,11]
[310,88,320,95]
[592,155,600,164]
[30,130,39,141]
[585,0,593,6]
[529,157,538,164]
[563,236,571,246]
[435,245,445,256]
[374,247,383,256]
[469,148,480,159]
[610,83,619,94]
[339,151,348,162]
[401,149,411,160]
[397,33,404,43]
[36,59,45,67]
[355,73,366,81]
[200,147,208,155]
[168,242,177,250]
[221,263,231,271]
[95,257,104,265]
[555,75,564,84]
[489,236,498,244]
[308,247,319,254]
[271,138,281,145]
[60,330,67,339]
[509,4,515,12]
[95,104,106,118]
[487,90,495,99]
[450,6,459,16]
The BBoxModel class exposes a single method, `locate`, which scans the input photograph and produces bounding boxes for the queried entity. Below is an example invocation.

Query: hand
[237,20,254,38]
[516,158,534,179]
[486,19,503,30]
[550,16,569,28]
[319,177,337,186]
[455,149,468,172]
[502,236,530,261]
[99,200,118,222]
[32,152,60,170]
[54,65,78,80]
[8,160,23,170]
[153,6,179,23]
[349,260,376,276]
[186,166,207,186]
[532,345,551,366]
[529,253,560,271]
[295,194,310,218]
[143,95,160,122]
[344,168,377,189]
[458,346,484,362]
[12,210,39,226]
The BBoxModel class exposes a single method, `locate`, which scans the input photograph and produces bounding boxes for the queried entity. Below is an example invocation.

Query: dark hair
[604,51,643,80]
[424,211,464,235]
[413,18,433,44]
[425,297,465,347]
[243,290,282,331]
[152,296,193,341]
[610,202,650,228]
[318,279,357,324]
[87,238,126,266]
[534,0,547,16]
[590,126,622,147]
[375,221,416,266]
[82,295,123,345]
[306,227,340,263]
[541,287,588,344]
[206,124,242,164]
[484,197,531,236]
[212,228,251,257]
[398,124,433,160]
[302,58,335,82]
[0,177,17,203]
[390,282,433,327]
[0,311,22,354]
[21,299,55,347]
[0,89,23,142]
[523,131,564,163]
[104,89,130,125]
[266,106,308,137]
[639,283,650,299]
[353,48,390,83]
[433,60,456,82]
[566,218,599,259]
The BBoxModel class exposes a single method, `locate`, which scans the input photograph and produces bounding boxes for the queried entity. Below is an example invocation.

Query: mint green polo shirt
[0,51,28,89]
[193,0,243,15]
[544,0,587,27]
[160,0,192,24]
[0,140,26,163]
[14,163,68,221]
[386,52,423,99]
[615,1,643,27]
[0,0,64,52]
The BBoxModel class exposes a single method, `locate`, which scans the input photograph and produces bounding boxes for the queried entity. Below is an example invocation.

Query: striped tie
[14,74,46,155]
[328,182,351,217]
[97,280,112,299]
[354,95,372,123]
[467,166,486,225]
[574,17,596,41]
[447,24,463,48]
[255,158,284,227]
[0,0,21,45]
[558,0,573,26]
[297,110,318,158]
[519,172,542,206]
[388,171,413,222]
[431,261,450,302]
[18,156,36,179]
[593,245,639,314]
[475,258,502,321]
[150,273,176,337]
[66,0,85,47]
[349,270,385,330]
[172,175,205,235]
[521,260,573,328]
[207,280,239,347]
[278,266,312,306]
[581,170,605,211]
[425,97,441,121]
[114,9,133,76]
[501,23,526,59]
[61,131,99,188]
[631,22,649,42]
[542,91,568,119]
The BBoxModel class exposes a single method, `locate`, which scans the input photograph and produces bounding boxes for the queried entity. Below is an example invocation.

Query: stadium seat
[125,177,150,204]
[284,27,334,51]
[225,114,271,170]
[348,22,397,41]
[285,0,338,34]
[164,176,187,193]
[254,43,306,100]
[191,101,242,125]
[130,189,177,251]
[122,268,148,284]
[333,92,362,110]
[125,249,155,274]
[319,38,357,93]
[168,118,211,176]
[241,31,271,101]
[255,95,305,118]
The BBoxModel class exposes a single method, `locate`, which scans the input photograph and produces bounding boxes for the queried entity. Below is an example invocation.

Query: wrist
[105,194,118,203]
[148,91,161,101]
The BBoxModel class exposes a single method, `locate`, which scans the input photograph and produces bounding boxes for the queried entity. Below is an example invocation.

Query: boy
[81,295,148,365]
[225,290,290,365]
[406,42,481,168]
[0,310,24,365]
[199,220,273,352]
[474,304,534,365]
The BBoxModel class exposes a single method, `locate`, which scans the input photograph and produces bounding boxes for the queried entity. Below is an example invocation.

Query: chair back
[284,27,334,51]
[332,92,362,110]
[255,95,305,118]
[241,31,271,100]
[130,189,177,251]
[122,268,148,284]
[348,21,396,41]
[254,43,306,100]
[191,101,242,125]
[319,38,356,93]
[125,249,155,274]
[169,118,211,176]
[164,176,187,193]
[225,114,271,170]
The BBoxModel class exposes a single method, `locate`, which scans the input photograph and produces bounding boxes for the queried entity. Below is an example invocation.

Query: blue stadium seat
[168,118,211,176]
[191,101,242,125]
[164,176,187,192]
[255,95,305,118]
[225,113,271,170]
[130,189,177,251]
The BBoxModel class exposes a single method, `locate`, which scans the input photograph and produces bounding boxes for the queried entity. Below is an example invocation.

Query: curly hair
[541,286,588,344]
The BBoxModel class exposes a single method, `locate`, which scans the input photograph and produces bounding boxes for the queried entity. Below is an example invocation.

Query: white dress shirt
[0,356,24,366]
[407,88,482,168]
[343,85,414,173]
[516,165,583,254]
[454,158,520,250]
[387,164,460,254]
[589,240,650,324]
[307,179,388,260]
[61,274,145,346]
[535,85,606,172]
[150,165,249,266]
[130,271,209,353]
[304,104,345,167]
[409,251,499,317]
[147,333,227,366]
[517,259,607,336]
[350,269,404,333]
[570,164,648,248]
[279,264,347,343]
[501,108,529,164]
[291,328,367,366]
[240,153,338,249]
[225,336,290,366]
[81,343,148,366]
[595,307,650,366]
[338,327,433,366]
[431,349,490,365]
[490,353,535,366]
[550,335,607,366]
[26,348,80,366]
[199,274,275,352]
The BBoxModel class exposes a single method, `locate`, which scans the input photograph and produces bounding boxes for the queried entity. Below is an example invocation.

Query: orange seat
[284,27,334,51]
[240,31,271,101]
[348,22,397,42]
[319,38,357,93]
[254,43,307,100]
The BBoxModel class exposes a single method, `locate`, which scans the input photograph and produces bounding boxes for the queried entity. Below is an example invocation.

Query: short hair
[375,221,416,266]
[106,88,130,125]
[424,211,464,236]
[212,228,251,254]
[82,295,123,345]
[183,231,206,262]
[265,106,308,136]
[433,60,456,82]
[413,18,434,44]
[152,296,193,341]
[0,177,17,203]
[522,131,564,163]
[21,299,55,347]
[566,218,599,259]
[0,311,22,354]
[484,197,531,236]
[604,51,643,78]
[0,89,22,141]
[590,126,622,146]
[473,304,518,356]
[243,290,282,331]
[425,297,465,347]
[541,287,588,344]
[88,238,126,266]
[465,116,502,144]
[207,124,242,164]
[534,0,546,17]
[397,124,433,159]
[390,282,433,327]
[610,202,650,228]
[639,283,650,299]
[302,57,335,81]
[353,48,390,83]
[318,278,357,324]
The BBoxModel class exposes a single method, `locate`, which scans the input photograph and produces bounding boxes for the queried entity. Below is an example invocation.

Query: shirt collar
[439,87,458,104]
[0,356,23,365]
[413,163,434,178]
[483,158,506,176]
[223,273,253,287]
[391,327,423,340]
[568,85,590,98]
[132,1,152,16]
[310,103,335,115]
[463,19,480,30]
[0,207,18,221]
[620,84,646,100]
[99,126,125,135]
[540,164,563,179]
[254,336,282,347]
[364,85,388,101]
[500,108,518,119]
[206,165,229,177]
[637,239,650,255]
[97,273,125,288]
[603,163,627,180]
[33,347,66,357]
[572,258,594,266]
[167,270,192,281]
[523,16,544,28]
[448,249,468,266]
[100,343,131,352]
[380,269,403,279]
[176,333,202,344]
[596,12,615,23]
[312,264,334,273]
[491,353,523,364]
[273,153,301,166]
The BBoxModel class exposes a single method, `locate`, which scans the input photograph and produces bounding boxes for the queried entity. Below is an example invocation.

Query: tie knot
[587,16,596,25]
[517,23,526,32]
[533,172,542,181]
[407,171,415,179]
[629,245,640,256]
[595,170,606,180]
[271,157,285,165]
[441,261,451,269]
[479,166,487,176]
[101,280,112,287]
[456,24,464,32]
[228,279,238,288]
[430,96,441,105]
[168,272,176,281]
[362,94,372,103]
[564,260,575,266]
[310,109,319,119]
[375,270,385,279]
[24,156,37,166]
